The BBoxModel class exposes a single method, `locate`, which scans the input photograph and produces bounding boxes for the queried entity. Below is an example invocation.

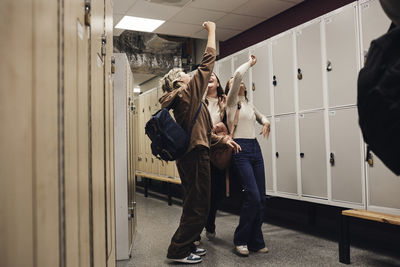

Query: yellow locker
[134,98,139,173]
[174,164,180,179]
[159,160,167,176]
[166,161,175,178]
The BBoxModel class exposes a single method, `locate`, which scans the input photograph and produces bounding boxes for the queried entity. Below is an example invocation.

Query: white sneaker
[172,253,202,264]
[193,247,206,256]
[205,231,216,241]
[235,245,249,256]
[257,247,269,253]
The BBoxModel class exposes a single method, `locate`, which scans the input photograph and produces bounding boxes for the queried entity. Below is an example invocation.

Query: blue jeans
[232,138,266,250]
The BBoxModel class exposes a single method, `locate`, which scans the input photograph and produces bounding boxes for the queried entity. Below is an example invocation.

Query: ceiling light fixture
[115,16,165,32]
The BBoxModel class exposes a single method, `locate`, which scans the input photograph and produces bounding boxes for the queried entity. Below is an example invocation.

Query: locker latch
[366,146,374,167]
[330,152,335,166]
[101,34,107,56]
[111,56,116,74]
[275,152,279,158]
[272,75,277,86]
[128,207,134,219]
[252,82,256,91]
[84,0,91,26]
[297,68,303,80]
[300,152,305,158]
[326,61,332,72]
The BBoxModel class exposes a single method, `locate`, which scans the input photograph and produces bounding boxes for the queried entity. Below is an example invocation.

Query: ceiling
[113,0,304,41]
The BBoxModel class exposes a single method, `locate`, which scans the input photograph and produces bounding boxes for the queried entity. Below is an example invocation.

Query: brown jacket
[159,47,226,153]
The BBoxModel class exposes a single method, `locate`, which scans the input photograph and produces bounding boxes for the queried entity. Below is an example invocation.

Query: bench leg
[339,214,350,264]
[167,182,172,206]
[144,177,148,198]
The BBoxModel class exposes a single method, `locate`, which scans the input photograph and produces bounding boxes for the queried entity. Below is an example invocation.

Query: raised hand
[249,54,257,67]
[202,21,216,32]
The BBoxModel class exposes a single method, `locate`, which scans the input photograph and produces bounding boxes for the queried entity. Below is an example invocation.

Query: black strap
[187,102,202,137]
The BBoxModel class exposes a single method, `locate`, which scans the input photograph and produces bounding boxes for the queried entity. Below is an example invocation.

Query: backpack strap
[187,102,203,137]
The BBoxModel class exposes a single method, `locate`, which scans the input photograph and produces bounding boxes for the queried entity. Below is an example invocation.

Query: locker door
[218,58,232,91]
[272,33,295,115]
[296,21,324,111]
[252,44,271,116]
[329,108,363,204]
[174,164,180,179]
[150,90,159,175]
[256,122,273,193]
[368,155,400,211]
[166,161,175,178]
[233,50,250,90]
[325,5,358,107]
[275,116,297,195]
[360,0,391,62]
[299,111,327,199]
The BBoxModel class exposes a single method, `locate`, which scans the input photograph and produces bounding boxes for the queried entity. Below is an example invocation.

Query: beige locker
[174,164,180,179]
[134,98,139,173]
[159,160,167,176]
[166,161,175,178]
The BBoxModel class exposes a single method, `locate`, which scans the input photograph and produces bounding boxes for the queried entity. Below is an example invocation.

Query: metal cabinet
[272,32,295,115]
[368,154,400,211]
[296,20,324,111]
[299,111,327,199]
[325,4,359,107]
[256,121,274,193]
[275,115,297,195]
[359,0,391,63]
[329,108,364,204]
[218,58,233,90]
[233,49,251,91]
[252,44,271,116]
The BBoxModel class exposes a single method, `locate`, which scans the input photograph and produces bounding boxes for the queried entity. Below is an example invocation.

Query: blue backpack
[145,102,202,161]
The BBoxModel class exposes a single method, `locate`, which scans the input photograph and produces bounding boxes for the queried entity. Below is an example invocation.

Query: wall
[219,0,354,58]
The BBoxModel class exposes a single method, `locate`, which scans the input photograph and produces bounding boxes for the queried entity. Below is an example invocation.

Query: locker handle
[252,82,256,91]
[300,152,305,158]
[297,68,303,80]
[330,152,335,166]
[272,75,277,87]
[275,152,279,158]
[326,61,332,72]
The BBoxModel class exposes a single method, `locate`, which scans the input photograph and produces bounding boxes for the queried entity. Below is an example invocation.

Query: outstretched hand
[260,122,270,139]
[226,139,242,154]
[249,54,257,67]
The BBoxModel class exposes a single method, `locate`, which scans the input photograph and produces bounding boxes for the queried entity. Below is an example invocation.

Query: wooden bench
[135,171,181,206]
[339,209,400,264]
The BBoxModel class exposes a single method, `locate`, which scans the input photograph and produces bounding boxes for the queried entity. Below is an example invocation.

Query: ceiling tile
[217,14,264,31]
[216,28,241,41]
[113,0,137,14]
[113,14,124,26]
[192,29,208,39]
[170,7,227,25]
[154,22,203,38]
[233,0,295,19]
[279,0,304,3]
[188,0,249,13]
[126,0,181,20]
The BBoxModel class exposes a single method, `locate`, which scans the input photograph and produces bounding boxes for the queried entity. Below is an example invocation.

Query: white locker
[360,0,391,62]
[329,108,364,204]
[218,58,233,90]
[272,32,295,115]
[256,121,273,193]
[299,111,327,199]
[325,5,359,107]
[233,50,251,91]
[368,154,400,211]
[296,20,324,111]
[275,115,297,195]
[252,44,271,116]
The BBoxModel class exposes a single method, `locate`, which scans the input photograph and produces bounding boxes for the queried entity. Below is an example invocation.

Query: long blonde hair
[160,68,184,92]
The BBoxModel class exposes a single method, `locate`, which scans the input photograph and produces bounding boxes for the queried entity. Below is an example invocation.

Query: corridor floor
[117,193,400,267]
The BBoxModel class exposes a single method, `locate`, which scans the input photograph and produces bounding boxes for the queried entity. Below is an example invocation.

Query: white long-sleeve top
[226,61,269,139]
[206,96,223,125]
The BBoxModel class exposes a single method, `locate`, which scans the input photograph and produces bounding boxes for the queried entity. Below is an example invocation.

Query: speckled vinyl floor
[117,193,400,267]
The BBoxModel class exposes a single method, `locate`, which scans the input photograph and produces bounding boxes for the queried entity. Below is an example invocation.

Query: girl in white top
[225,55,271,256]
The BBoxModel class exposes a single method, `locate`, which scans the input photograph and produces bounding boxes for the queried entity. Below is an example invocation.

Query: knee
[244,190,262,208]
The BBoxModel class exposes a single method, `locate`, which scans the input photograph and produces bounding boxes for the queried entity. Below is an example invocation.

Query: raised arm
[226,55,257,107]
[187,21,216,102]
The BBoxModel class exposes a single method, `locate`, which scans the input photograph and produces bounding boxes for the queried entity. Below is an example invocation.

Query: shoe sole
[172,258,202,264]
[194,251,206,256]
[234,249,249,257]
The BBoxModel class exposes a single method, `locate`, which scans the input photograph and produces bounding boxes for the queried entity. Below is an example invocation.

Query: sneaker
[172,253,202,264]
[193,247,206,256]
[257,247,269,253]
[235,245,249,256]
[205,231,216,241]
[193,240,201,246]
